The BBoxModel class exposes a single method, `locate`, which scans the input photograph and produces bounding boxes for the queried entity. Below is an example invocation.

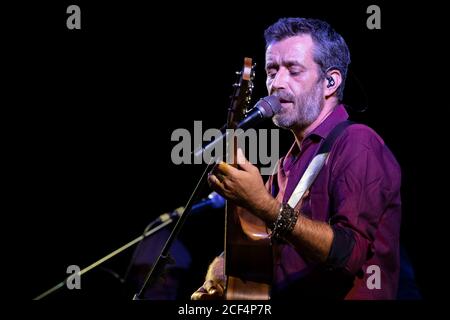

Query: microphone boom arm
[33,215,176,300]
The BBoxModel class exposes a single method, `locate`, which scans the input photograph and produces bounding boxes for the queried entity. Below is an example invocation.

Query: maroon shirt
[267,105,401,299]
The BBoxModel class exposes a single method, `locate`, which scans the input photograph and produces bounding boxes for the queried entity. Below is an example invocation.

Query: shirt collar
[281,104,349,170]
[306,104,349,141]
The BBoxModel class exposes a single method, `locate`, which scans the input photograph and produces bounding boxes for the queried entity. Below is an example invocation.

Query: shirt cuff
[325,225,356,271]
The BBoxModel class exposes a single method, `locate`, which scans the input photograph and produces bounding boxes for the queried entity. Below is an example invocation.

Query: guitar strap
[272,120,355,208]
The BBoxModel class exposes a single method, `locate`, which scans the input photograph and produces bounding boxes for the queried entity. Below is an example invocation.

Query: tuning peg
[235,71,242,75]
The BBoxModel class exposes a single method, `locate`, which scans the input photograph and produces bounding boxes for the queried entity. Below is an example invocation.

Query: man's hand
[191,256,226,300]
[208,148,279,222]
[190,279,225,300]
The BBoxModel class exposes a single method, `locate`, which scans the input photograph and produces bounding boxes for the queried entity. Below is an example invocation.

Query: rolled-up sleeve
[325,126,401,275]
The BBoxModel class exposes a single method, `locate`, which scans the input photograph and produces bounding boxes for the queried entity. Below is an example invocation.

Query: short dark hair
[264,17,351,101]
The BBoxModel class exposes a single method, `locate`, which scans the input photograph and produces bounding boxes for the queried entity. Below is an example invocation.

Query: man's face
[265,35,324,131]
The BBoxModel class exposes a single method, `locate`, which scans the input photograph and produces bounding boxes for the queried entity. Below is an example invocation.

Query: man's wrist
[254,193,280,225]
[206,255,225,286]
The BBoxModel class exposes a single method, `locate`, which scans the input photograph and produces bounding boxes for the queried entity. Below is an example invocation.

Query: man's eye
[290,70,301,76]
[266,70,276,78]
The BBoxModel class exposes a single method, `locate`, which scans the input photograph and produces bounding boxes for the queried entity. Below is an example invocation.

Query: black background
[15,0,444,303]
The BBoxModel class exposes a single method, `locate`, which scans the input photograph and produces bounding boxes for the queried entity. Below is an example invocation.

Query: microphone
[235,95,282,130]
[194,95,281,158]
[155,192,225,223]
[191,191,225,212]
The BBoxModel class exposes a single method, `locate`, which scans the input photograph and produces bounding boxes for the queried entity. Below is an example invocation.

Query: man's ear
[324,69,342,98]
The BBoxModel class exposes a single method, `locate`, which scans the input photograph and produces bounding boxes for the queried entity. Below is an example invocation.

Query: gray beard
[273,83,324,131]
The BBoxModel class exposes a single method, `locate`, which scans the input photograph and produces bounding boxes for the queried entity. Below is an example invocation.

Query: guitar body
[224,58,272,300]
[225,204,272,300]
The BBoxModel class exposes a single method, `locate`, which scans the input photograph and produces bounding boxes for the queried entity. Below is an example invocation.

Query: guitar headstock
[227,57,255,130]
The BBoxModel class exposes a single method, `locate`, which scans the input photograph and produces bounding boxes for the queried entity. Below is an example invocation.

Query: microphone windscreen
[257,95,282,118]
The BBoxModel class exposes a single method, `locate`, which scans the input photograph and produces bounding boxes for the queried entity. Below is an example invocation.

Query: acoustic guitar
[224,57,273,300]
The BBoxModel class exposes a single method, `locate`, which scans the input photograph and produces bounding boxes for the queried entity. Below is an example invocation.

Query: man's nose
[269,68,289,93]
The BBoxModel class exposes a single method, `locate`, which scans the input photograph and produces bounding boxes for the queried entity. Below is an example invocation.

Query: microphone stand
[34,159,219,300]
[133,157,217,300]
[33,209,183,300]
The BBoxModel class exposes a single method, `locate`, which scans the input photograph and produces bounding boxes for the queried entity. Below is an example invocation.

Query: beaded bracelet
[270,203,299,241]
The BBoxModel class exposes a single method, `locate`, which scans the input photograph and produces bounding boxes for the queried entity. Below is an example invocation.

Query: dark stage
[19,0,442,304]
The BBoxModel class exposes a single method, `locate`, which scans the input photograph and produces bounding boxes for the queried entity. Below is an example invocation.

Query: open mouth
[279,99,293,107]
[278,97,293,104]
